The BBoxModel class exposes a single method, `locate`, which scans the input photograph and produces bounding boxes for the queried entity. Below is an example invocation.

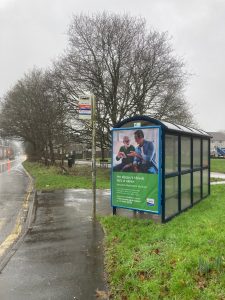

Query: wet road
[0,158,30,257]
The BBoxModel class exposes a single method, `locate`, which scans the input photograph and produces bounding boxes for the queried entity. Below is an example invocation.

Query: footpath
[211,172,225,185]
[0,189,113,300]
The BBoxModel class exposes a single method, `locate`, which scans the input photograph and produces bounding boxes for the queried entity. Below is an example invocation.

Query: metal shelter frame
[113,115,211,222]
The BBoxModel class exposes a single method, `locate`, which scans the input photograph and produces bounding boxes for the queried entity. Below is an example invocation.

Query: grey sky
[0,0,224,131]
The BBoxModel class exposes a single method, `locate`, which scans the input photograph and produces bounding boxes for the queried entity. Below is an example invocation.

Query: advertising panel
[111,126,161,214]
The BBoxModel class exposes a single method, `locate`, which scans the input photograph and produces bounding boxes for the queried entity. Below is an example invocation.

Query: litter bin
[68,157,73,168]
[71,151,76,165]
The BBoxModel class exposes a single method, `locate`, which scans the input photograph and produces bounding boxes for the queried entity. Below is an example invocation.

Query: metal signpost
[91,94,96,220]
[78,95,96,219]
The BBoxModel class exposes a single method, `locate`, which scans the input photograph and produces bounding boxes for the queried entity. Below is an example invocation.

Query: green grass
[23,161,110,190]
[211,158,225,173]
[100,185,225,299]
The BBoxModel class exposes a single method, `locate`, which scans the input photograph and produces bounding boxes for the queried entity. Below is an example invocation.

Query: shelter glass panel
[203,169,209,197]
[165,135,178,174]
[181,173,191,210]
[181,137,191,170]
[193,171,201,202]
[193,138,201,168]
[165,176,178,218]
[203,140,209,167]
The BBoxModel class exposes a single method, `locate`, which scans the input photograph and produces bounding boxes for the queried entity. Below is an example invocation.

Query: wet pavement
[0,189,113,300]
[0,158,144,300]
[211,172,225,179]
[211,172,225,185]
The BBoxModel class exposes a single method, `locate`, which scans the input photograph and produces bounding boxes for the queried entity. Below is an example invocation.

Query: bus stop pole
[91,94,96,220]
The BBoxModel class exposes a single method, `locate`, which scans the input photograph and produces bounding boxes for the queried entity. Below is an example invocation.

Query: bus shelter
[111,116,211,222]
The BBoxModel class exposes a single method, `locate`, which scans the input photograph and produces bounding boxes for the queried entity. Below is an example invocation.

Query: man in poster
[113,136,135,171]
[128,129,158,174]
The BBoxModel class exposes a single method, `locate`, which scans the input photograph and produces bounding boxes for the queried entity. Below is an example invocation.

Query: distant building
[208,131,225,156]
[0,138,10,159]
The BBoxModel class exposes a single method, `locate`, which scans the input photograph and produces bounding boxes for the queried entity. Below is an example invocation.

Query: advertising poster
[111,127,161,213]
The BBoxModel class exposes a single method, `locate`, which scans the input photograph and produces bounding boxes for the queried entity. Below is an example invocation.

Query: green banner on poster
[112,172,159,212]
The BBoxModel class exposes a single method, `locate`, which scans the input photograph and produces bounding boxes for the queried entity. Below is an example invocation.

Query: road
[0,157,31,261]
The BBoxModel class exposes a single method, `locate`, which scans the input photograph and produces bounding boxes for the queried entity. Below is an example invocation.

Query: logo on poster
[146,198,155,206]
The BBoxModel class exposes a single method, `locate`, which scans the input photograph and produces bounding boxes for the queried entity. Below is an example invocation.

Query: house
[208,131,225,156]
[0,138,10,159]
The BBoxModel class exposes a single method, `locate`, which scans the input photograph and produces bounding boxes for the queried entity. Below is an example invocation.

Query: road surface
[0,157,31,261]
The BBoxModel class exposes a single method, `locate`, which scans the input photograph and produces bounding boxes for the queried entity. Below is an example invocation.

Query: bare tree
[0,13,195,161]
[0,68,71,163]
[55,13,194,156]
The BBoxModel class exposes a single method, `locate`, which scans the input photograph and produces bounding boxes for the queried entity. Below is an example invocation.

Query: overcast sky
[0,0,225,131]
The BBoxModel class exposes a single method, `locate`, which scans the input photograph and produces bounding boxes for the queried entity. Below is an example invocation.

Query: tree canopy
[0,69,70,162]
[55,13,193,148]
[0,13,195,160]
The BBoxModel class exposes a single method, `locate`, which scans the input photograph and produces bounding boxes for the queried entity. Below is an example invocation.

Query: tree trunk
[44,146,48,166]
[61,146,64,166]
[49,140,55,164]
[100,137,105,160]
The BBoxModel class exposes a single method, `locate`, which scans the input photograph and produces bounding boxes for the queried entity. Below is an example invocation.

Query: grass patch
[100,185,225,299]
[211,158,225,173]
[23,161,110,190]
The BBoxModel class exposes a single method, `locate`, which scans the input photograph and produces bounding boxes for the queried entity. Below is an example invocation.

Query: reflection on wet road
[0,158,24,174]
[0,158,29,250]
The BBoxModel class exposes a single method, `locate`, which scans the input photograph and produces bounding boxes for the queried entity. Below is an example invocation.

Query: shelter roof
[114,115,211,138]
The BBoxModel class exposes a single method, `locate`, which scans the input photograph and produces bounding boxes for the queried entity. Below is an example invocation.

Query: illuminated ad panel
[111,126,161,214]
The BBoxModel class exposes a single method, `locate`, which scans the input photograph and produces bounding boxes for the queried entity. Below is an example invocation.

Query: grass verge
[23,161,110,190]
[100,185,225,299]
[211,158,225,173]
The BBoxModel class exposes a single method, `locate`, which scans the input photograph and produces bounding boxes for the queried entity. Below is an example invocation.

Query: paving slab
[211,172,225,179]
